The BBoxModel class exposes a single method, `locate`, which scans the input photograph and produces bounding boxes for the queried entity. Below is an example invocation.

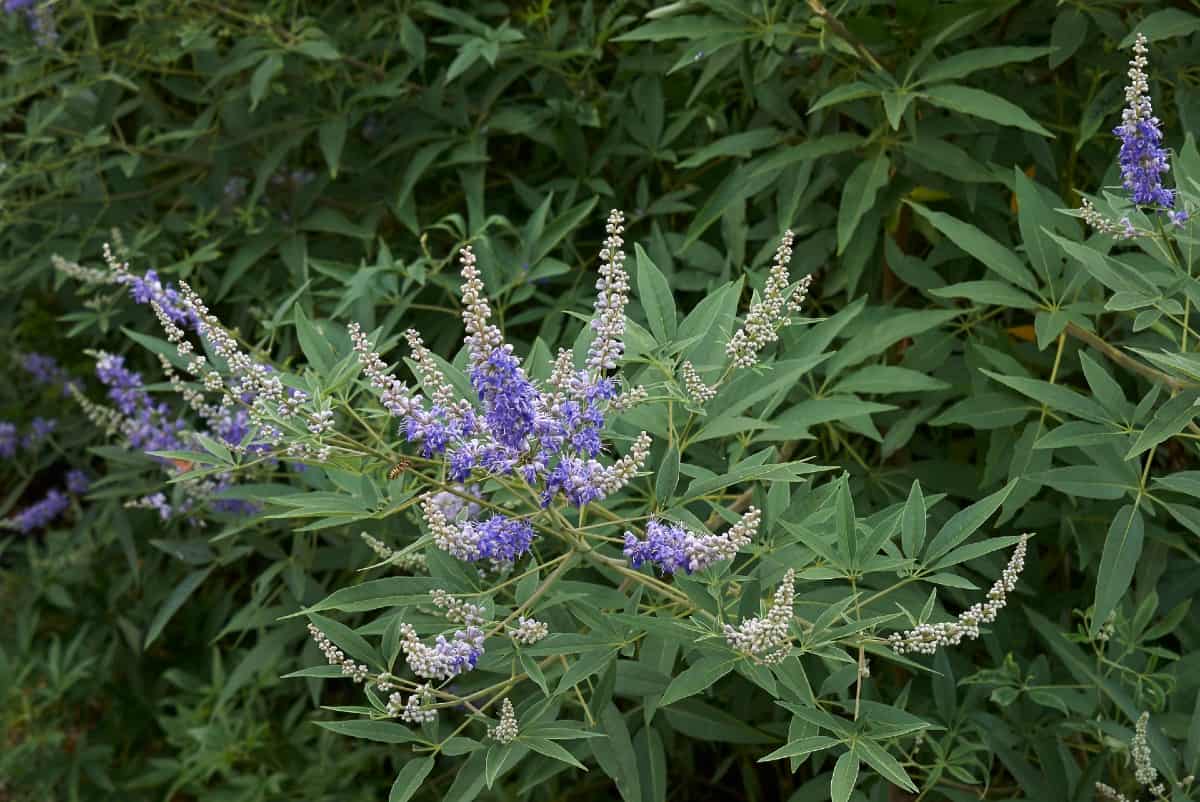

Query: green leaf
[1050,9,1088,68]
[678,128,782,169]
[808,81,880,113]
[910,204,1036,291]
[655,447,680,505]
[1127,392,1200,458]
[831,366,949,395]
[826,309,961,379]
[917,46,1052,85]
[1031,466,1132,499]
[286,576,438,616]
[316,719,418,744]
[901,481,927,558]
[982,370,1108,423]
[1093,505,1144,637]
[660,656,735,706]
[250,54,283,111]
[293,38,341,60]
[144,567,212,648]
[390,758,435,802]
[635,244,676,343]
[758,735,840,763]
[293,306,335,374]
[837,154,890,255]
[922,84,1053,137]
[930,280,1039,309]
[932,392,1031,429]
[857,738,918,793]
[1120,9,1200,46]
[924,482,1015,563]
[524,737,588,771]
[831,749,860,802]
[318,118,348,178]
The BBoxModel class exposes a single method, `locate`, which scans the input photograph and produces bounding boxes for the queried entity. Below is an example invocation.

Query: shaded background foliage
[3,1,1200,801]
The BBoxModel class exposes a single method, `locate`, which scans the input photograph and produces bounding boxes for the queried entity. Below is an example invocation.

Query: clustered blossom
[726,231,812,368]
[680,360,717,403]
[1131,712,1159,789]
[308,623,370,682]
[388,684,436,724]
[889,534,1029,655]
[1115,35,1174,209]
[4,0,56,47]
[65,469,90,495]
[0,422,16,458]
[488,698,519,744]
[92,352,186,454]
[6,489,68,533]
[399,622,484,681]
[20,353,76,394]
[420,494,534,564]
[587,210,630,372]
[429,589,487,626]
[360,532,428,572]
[1095,711,1170,802]
[508,616,549,645]
[1078,198,1138,240]
[724,568,796,665]
[347,323,416,417]
[624,507,760,574]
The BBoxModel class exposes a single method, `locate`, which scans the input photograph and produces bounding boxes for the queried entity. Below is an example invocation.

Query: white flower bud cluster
[1122,34,1153,127]
[726,230,809,368]
[429,589,487,626]
[724,568,795,665]
[307,409,334,435]
[687,506,760,572]
[889,534,1029,655]
[1132,712,1158,787]
[420,493,476,561]
[680,360,717,403]
[586,210,630,374]
[403,329,457,408]
[488,698,519,744]
[508,616,549,645]
[609,385,647,412]
[596,431,652,495]
[348,322,417,417]
[1079,198,1138,239]
[388,684,436,724]
[361,533,427,571]
[52,254,117,285]
[68,379,127,438]
[460,246,504,367]
[1094,783,1131,802]
[361,532,394,560]
[307,623,370,682]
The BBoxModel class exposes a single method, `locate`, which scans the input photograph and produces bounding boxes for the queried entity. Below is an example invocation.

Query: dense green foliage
[3,2,1200,801]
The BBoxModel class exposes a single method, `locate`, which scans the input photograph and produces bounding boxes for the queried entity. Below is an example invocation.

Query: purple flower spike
[1115,35,1175,209]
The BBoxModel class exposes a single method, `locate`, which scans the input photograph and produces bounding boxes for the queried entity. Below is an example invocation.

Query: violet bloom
[21,353,66,386]
[66,469,90,495]
[471,515,534,562]
[623,520,692,574]
[22,417,57,450]
[0,422,16,458]
[1114,35,1174,209]
[115,269,197,328]
[11,489,69,533]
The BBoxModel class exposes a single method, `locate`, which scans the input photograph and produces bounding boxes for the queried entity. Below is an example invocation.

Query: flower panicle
[726,230,812,369]
[586,209,630,375]
[889,534,1030,655]
[724,568,795,665]
[488,698,519,744]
